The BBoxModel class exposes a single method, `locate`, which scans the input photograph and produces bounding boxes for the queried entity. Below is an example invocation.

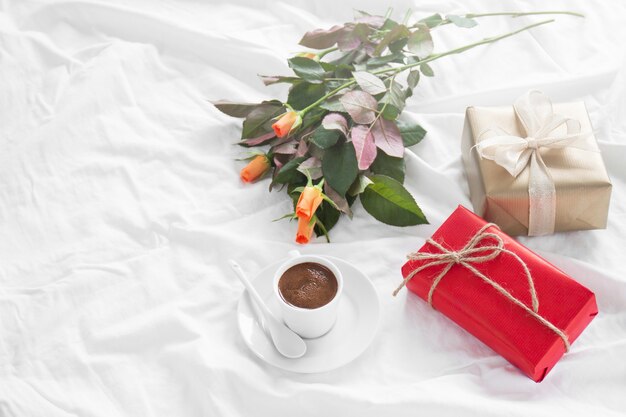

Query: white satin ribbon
[474,91,594,236]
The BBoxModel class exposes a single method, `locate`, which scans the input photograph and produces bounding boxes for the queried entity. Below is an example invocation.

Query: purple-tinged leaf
[241,102,284,139]
[241,131,275,146]
[338,23,370,52]
[273,141,297,155]
[355,14,386,28]
[362,42,377,56]
[299,25,344,49]
[351,125,378,170]
[371,119,404,157]
[258,75,300,86]
[297,156,322,179]
[296,139,309,157]
[340,91,377,124]
[274,156,284,170]
[324,183,352,217]
[353,71,387,95]
[322,113,348,136]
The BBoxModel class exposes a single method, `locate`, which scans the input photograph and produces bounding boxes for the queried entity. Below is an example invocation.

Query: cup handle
[288,250,301,259]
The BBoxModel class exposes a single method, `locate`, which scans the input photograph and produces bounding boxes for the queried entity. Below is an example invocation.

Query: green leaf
[322,142,359,195]
[381,82,406,115]
[320,62,338,72]
[370,153,405,183]
[272,156,306,185]
[288,57,326,84]
[273,212,297,222]
[373,24,410,56]
[212,101,261,118]
[313,200,341,238]
[398,121,427,147]
[348,174,373,196]
[380,18,399,31]
[389,38,408,53]
[447,14,478,28]
[407,26,434,57]
[241,103,284,139]
[366,53,404,69]
[380,103,400,120]
[310,127,341,149]
[407,70,420,90]
[420,63,434,77]
[334,64,354,79]
[360,175,428,226]
[330,49,366,66]
[320,97,346,112]
[287,82,326,110]
[419,13,444,29]
[300,107,326,131]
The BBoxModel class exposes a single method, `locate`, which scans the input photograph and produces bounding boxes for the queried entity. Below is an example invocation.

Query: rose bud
[296,186,323,221]
[240,154,270,183]
[295,216,315,245]
[272,111,301,138]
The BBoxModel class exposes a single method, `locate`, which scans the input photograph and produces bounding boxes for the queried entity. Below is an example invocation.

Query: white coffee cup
[273,250,343,339]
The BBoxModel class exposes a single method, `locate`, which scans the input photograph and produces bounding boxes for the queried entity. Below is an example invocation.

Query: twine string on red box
[393,223,571,351]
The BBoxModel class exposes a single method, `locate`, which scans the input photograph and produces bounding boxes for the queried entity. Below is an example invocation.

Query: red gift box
[398,205,597,382]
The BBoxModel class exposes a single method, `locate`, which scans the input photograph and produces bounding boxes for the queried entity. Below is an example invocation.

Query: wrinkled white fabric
[1,1,625,416]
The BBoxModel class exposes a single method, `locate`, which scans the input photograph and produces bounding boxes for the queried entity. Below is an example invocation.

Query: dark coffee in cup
[278,262,338,309]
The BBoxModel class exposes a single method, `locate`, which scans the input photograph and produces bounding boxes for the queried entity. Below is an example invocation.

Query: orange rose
[296,186,323,221]
[272,111,298,138]
[296,216,315,244]
[240,154,270,183]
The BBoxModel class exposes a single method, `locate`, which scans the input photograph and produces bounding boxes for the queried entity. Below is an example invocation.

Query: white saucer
[237,255,380,373]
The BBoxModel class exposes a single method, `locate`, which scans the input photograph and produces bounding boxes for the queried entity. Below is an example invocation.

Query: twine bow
[393,223,570,351]
[473,91,594,236]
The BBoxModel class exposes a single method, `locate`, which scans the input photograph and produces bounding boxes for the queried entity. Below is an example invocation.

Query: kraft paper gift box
[461,90,612,236]
[396,205,598,382]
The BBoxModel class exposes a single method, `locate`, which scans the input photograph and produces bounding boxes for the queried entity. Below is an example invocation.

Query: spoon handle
[229,260,275,319]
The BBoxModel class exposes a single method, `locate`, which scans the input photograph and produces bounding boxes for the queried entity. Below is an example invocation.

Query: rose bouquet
[213,9,581,244]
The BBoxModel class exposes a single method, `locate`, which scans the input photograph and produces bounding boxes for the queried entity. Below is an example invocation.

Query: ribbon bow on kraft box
[396,206,597,382]
[462,90,612,236]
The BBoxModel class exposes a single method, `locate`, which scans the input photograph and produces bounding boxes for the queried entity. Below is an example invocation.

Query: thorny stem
[466,11,584,19]
[379,19,555,77]
[300,18,555,115]
[410,10,583,29]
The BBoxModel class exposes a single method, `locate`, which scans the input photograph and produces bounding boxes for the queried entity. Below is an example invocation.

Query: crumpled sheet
[1,0,625,416]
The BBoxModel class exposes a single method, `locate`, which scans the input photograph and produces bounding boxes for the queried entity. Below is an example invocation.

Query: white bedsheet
[1,0,626,415]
